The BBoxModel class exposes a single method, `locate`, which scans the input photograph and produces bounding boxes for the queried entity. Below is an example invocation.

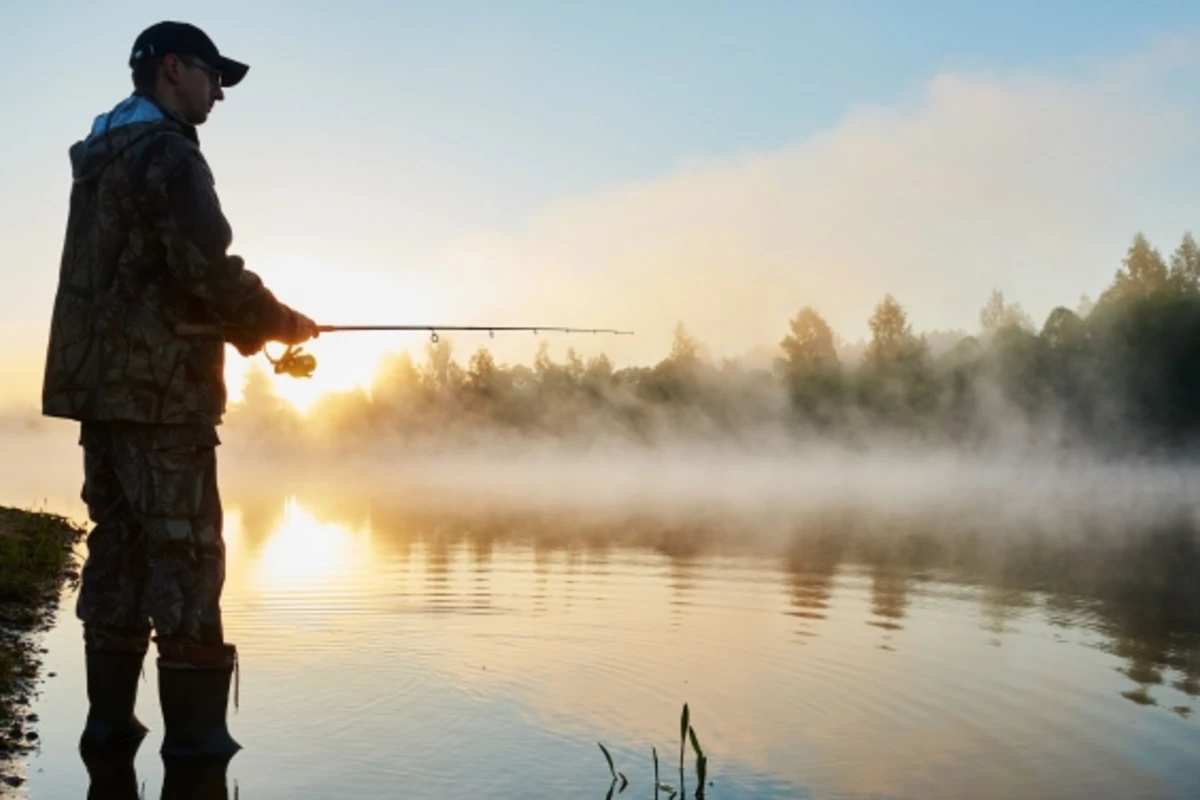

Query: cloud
[439,37,1200,367]
[6,39,1197,413]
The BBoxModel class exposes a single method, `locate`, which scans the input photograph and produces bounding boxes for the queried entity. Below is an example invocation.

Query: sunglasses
[179,57,224,87]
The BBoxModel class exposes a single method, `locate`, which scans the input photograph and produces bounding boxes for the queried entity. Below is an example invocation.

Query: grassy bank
[0,506,83,774]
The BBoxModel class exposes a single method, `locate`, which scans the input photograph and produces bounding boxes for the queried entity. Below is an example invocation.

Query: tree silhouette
[865,295,924,369]
[979,289,1034,338]
[1169,232,1200,293]
[776,307,842,427]
[222,230,1200,455]
[1101,233,1169,309]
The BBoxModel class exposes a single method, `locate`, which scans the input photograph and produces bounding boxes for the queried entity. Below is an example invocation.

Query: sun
[222,254,447,414]
[239,334,392,414]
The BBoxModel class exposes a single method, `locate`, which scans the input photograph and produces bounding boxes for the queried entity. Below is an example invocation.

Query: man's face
[169,55,225,125]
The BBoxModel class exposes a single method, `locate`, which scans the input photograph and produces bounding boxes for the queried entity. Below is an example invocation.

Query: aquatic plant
[597,702,710,799]
[598,742,628,797]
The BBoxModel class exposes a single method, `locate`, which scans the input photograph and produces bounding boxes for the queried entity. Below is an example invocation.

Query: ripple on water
[19,495,1200,800]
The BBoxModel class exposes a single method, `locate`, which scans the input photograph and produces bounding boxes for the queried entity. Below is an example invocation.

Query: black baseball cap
[129,21,249,88]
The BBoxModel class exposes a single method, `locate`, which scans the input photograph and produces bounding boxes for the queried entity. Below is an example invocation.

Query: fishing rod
[175,322,635,379]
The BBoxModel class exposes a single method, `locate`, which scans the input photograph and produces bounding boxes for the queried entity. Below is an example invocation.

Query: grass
[0,506,84,742]
[0,511,77,602]
[598,703,711,799]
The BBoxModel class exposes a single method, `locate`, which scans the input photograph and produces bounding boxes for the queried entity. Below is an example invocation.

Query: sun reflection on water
[251,496,375,592]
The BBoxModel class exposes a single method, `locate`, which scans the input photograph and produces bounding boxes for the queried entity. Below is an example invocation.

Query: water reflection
[232,486,1200,721]
[251,497,373,591]
[979,586,1033,646]
[533,541,550,614]
[867,565,908,632]
[82,740,140,800]
[469,533,493,612]
[160,758,235,800]
[83,742,234,800]
[666,552,696,625]
[25,477,1200,799]
[782,529,840,640]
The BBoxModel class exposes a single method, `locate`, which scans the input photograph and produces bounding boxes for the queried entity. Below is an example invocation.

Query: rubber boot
[158,643,241,759]
[161,755,232,800]
[79,650,149,751]
[82,735,142,800]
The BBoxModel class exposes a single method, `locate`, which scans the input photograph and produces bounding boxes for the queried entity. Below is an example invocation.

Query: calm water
[3,432,1200,799]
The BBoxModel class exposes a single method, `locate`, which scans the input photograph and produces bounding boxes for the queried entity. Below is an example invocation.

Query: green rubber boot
[158,643,241,759]
[79,650,149,751]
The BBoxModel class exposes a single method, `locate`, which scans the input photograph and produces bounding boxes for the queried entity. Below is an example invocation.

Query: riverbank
[0,507,83,792]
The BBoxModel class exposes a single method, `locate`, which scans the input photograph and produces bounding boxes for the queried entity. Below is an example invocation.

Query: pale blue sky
[2,1,1199,408]
[5,1,1192,226]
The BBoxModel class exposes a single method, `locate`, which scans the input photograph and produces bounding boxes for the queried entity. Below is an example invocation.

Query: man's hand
[227,332,265,357]
[280,309,320,345]
[220,308,317,358]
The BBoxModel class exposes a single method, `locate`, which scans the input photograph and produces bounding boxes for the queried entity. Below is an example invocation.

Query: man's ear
[160,53,183,85]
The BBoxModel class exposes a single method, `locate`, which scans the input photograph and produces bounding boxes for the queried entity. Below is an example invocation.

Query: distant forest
[230,232,1200,454]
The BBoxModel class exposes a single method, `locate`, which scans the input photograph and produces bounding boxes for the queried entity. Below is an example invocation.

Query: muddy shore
[0,507,84,794]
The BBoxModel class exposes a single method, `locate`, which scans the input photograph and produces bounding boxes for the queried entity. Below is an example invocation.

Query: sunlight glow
[225,253,447,413]
[252,496,374,591]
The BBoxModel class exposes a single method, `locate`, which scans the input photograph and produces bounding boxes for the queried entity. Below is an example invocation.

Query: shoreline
[0,506,84,793]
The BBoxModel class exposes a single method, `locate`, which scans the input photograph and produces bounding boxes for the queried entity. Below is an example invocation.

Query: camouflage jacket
[42,93,296,426]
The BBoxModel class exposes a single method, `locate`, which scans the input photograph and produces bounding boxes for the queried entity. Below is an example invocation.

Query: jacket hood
[70,94,194,183]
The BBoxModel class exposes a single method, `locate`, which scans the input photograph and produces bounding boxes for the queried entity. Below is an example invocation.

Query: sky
[2,1,1199,412]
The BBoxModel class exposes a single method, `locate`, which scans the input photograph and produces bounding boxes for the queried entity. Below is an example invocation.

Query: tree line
[229,232,1200,454]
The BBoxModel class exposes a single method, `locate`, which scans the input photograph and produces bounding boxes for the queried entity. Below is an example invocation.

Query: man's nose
[213,84,225,103]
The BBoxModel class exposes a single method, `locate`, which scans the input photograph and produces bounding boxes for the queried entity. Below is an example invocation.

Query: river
[3,428,1199,798]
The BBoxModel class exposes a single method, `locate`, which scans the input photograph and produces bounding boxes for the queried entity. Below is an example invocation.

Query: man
[41,21,318,758]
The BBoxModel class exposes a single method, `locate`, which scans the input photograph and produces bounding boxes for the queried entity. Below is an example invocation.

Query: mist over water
[5,419,1200,798]
[7,416,1200,558]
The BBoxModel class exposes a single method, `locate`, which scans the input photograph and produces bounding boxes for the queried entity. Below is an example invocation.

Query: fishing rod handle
[174,323,335,337]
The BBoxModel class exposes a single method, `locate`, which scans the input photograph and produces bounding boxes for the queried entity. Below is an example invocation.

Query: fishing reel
[264,344,317,379]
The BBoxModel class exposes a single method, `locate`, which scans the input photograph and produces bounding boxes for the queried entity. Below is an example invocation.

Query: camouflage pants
[76,421,226,652]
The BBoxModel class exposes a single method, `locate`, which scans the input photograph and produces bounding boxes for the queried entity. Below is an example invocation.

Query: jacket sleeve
[157,149,295,343]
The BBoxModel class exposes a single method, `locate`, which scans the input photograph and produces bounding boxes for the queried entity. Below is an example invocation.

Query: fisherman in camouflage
[42,21,318,758]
